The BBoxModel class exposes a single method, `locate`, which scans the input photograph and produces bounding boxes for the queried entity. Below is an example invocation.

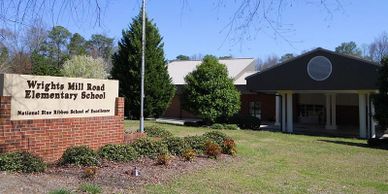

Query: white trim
[331,94,337,129]
[325,94,331,129]
[359,93,367,138]
[275,95,281,126]
[286,92,293,133]
[281,93,286,132]
[371,99,377,138]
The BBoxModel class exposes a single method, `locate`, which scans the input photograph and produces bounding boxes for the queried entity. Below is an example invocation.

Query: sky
[39,0,388,60]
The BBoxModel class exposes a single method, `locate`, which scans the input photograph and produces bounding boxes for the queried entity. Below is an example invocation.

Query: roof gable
[246,48,379,91]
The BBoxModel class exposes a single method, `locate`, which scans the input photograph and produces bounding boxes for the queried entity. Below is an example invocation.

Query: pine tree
[111,10,175,118]
[68,33,87,56]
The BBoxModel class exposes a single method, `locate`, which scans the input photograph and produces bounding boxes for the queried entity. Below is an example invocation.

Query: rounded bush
[144,125,173,138]
[210,123,224,130]
[182,148,196,161]
[218,115,261,130]
[61,145,99,166]
[203,131,229,146]
[163,137,190,156]
[223,138,237,156]
[98,144,139,162]
[224,124,239,130]
[0,151,46,173]
[156,153,173,166]
[205,141,221,159]
[184,135,208,153]
[131,137,168,158]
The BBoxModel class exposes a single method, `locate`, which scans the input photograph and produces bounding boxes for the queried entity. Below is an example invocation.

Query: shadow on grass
[260,128,359,139]
[318,139,388,150]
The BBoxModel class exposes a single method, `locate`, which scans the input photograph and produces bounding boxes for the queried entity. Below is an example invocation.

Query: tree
[369,32,388,62]
[176,55,190,61]
[68,33,87,56]
[279,53,294,62]
[182,55,240,123]
[0,45,9,73]
[373,57,388,131]
[86,34,113,61]
[111,10,175,118]
[31,51,61,76]
[24,20,48,53]
[335,41,362,57]
[62,55,107,79]
[258,55,279,71]
[9,51,32,74]
[43,26,72,67]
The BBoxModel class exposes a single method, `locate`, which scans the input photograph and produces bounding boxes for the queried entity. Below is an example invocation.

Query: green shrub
[98,144,139,162]
[182,55,241,123]
[144,125,173,138]
[163,137,190,156]
[79,183,102,194]
[182,148,196,161]
[210,123,224,130]
[184,135,207,153]
[203,131,229,146]
[218,115,261,130]
[224,124,239,130]
[48,188,73,194]
[131,137,168,158]
[205,141,221,159]
[61,146,99,166]
[0,151,46,173]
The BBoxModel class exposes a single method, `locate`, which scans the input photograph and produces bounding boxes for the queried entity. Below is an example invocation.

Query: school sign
[0,74,124,161]
[0,74,118,120]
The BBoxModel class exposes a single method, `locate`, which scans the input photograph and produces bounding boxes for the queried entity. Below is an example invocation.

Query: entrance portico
[247,48,380,139]
[274,91,377,138]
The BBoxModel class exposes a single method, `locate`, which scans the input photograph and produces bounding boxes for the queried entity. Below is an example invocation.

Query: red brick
[0,97,129,162]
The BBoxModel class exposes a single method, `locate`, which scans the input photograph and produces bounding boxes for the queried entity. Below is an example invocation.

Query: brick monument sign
[0,74,124,161]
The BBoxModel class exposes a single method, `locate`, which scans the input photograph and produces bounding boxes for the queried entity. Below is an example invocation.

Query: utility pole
[140,0,146,133]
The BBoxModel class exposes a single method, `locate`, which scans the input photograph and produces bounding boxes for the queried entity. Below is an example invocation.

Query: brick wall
[240,93,276,122]
[163,94,198,119]
[164,93,276,122]
[0,96,125,162]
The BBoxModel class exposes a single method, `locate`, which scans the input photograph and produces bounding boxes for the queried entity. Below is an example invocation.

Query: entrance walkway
[156,117,201,125]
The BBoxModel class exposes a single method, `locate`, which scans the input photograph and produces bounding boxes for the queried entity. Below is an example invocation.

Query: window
[298,104,325,124]
[307,56,333,81]
[249,101,261,119]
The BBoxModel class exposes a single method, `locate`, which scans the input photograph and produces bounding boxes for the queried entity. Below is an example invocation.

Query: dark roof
[246,48,379,91]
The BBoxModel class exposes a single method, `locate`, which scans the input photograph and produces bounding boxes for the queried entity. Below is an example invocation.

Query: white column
[281,93,286,132]
[371,97,377,138]
[331,94,337,129]
[275,95,281,126]
[359,93,367,138]
[325,94,331,129]
[286,92,293,133]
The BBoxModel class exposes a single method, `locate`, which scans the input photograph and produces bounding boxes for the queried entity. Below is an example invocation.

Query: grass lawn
[126,120,388,194]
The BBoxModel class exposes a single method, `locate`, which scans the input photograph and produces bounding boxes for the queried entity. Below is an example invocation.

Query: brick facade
[0,96,125,162]
[164,93,276,122]
[239,93,275,121]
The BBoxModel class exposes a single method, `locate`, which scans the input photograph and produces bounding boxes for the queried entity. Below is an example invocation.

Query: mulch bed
[0,154,236,194]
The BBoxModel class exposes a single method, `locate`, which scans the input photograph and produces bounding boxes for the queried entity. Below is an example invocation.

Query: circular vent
[307,56,332,81]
